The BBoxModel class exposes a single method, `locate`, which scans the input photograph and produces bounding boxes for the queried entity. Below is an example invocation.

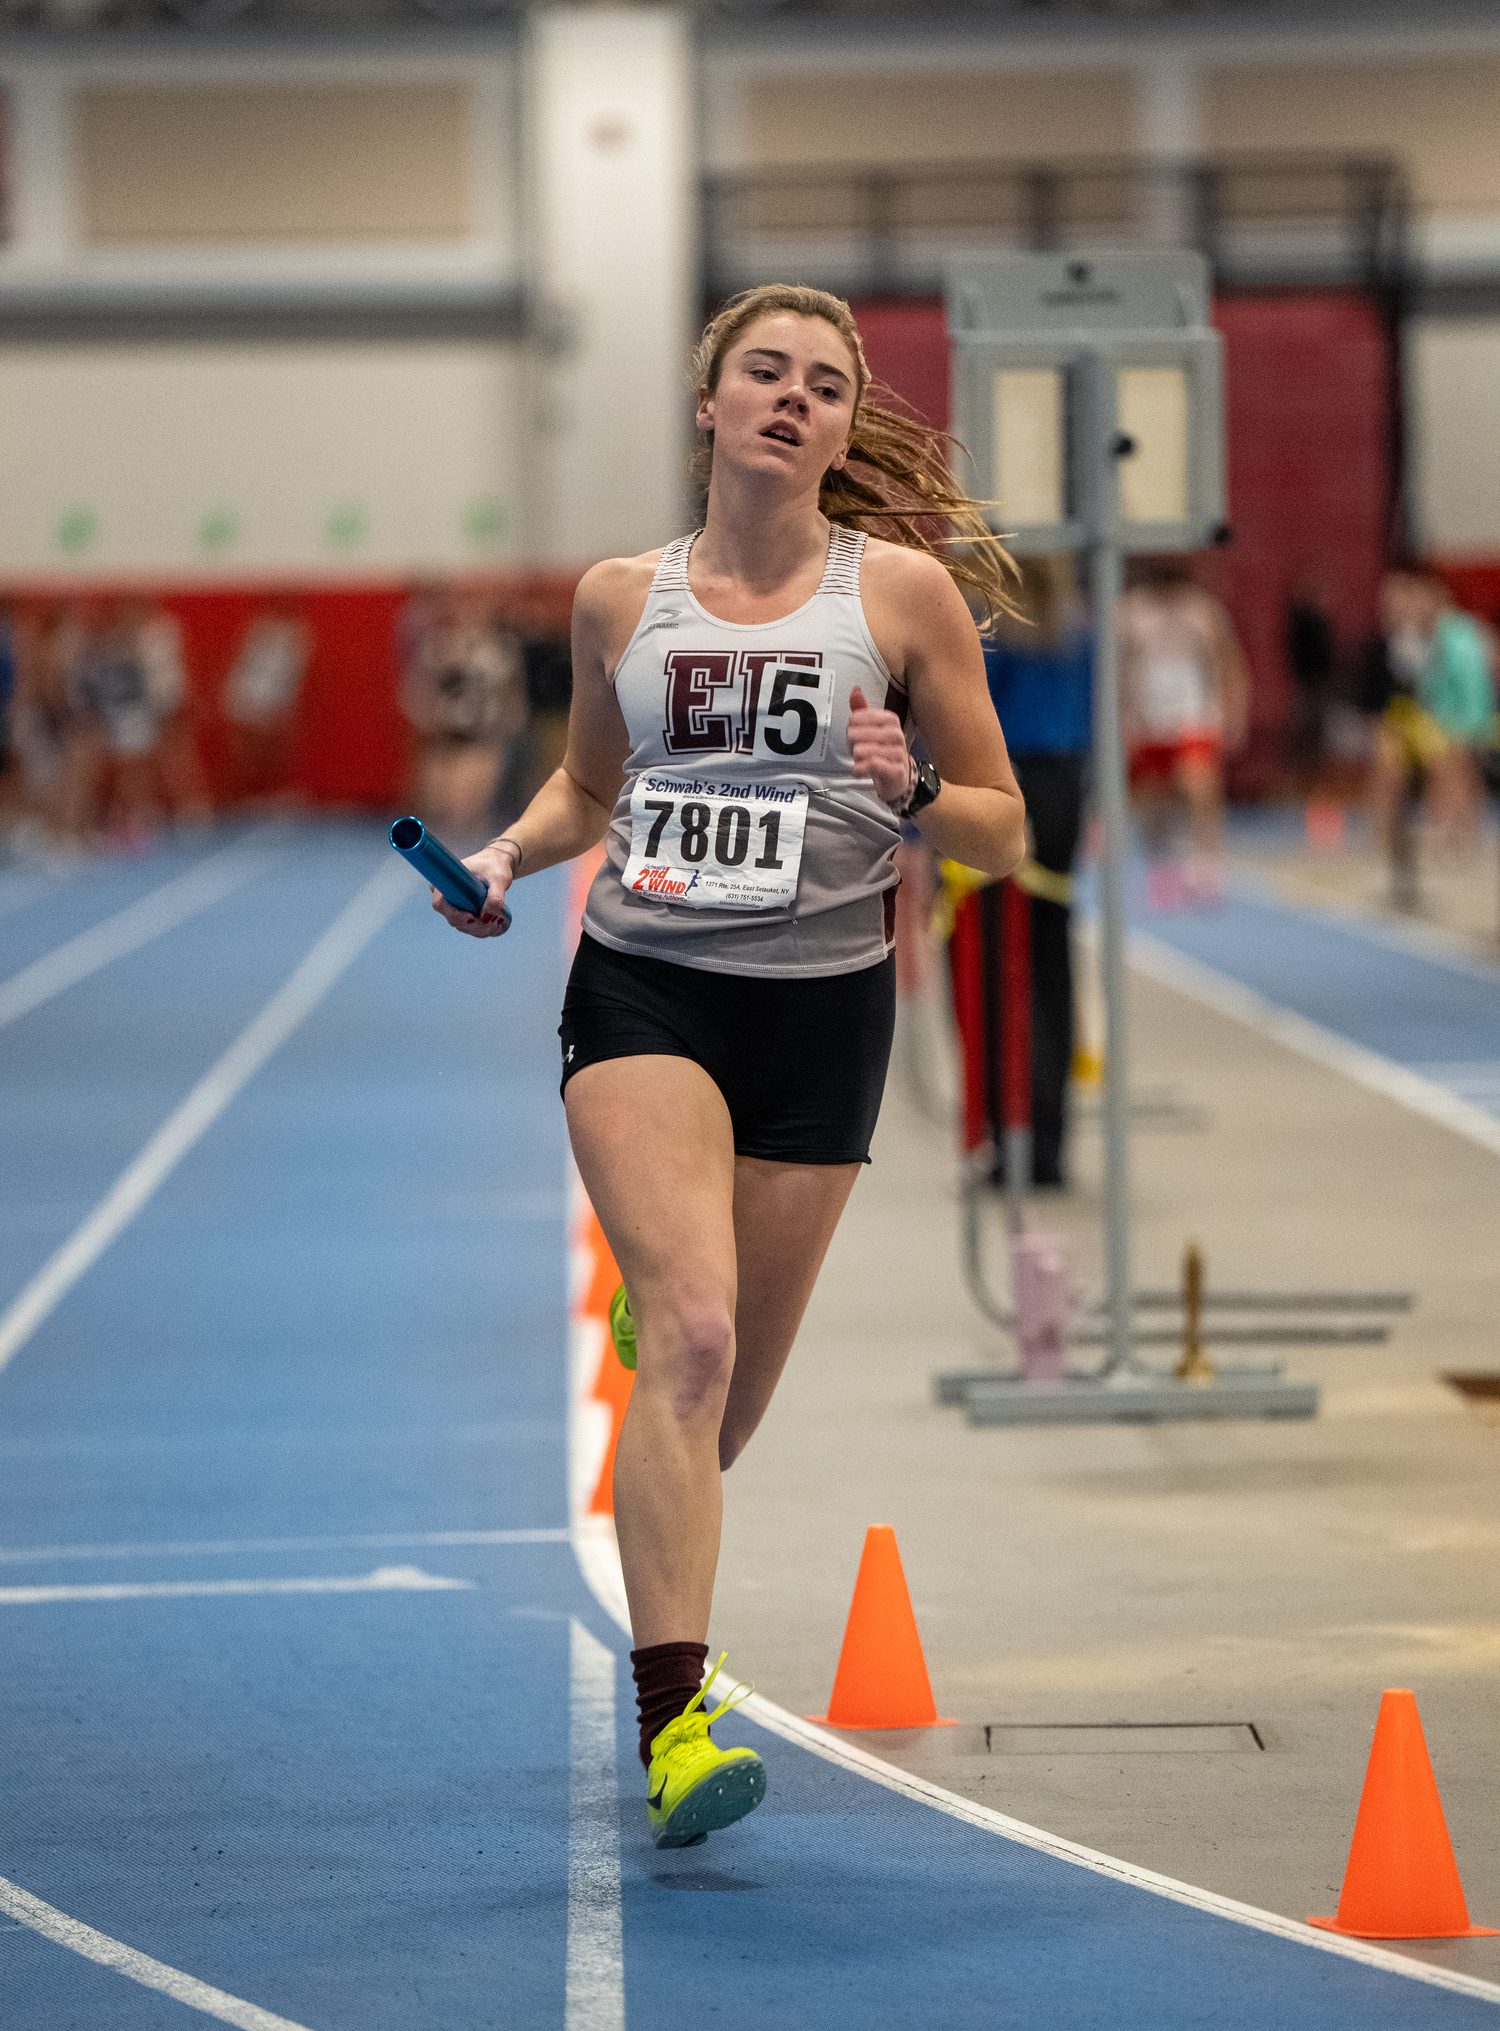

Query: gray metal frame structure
[947,247,1227,1380]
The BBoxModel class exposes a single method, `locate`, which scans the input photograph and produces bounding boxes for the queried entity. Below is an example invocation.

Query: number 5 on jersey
[747,661,834,764]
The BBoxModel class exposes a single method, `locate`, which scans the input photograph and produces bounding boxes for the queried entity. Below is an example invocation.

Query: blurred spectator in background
[1359,565,1497,903]
[1285,568,1336,791]
[982,554,1092,1188]
[68,599,211,850]
[400,589,525,838]
[221,601,312,805]
[1116,558,1250,907]
[138,601,212,832]
[492,589,574,831]
[12,605,89,848]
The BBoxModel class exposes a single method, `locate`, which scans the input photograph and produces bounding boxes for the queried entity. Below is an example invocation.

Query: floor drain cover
[984,1723,1264,1755]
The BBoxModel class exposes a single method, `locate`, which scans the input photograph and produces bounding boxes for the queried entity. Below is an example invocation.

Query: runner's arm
[859,548,1026,879]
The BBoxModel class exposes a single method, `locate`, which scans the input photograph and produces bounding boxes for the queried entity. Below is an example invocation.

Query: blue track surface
[1,825,1494,2027]
[1132,872,1500,1115]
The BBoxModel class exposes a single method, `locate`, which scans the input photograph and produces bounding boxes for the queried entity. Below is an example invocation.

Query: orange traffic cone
[587,1335,634,1515]
[809,1526,956,1729]
[1309,1689,1496,1939]
[581,1210,633,1516]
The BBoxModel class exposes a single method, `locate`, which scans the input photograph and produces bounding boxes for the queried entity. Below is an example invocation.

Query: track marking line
[0,1528,570,1566]
[0,1564,473,1606]
[0,1874,319,2031]
[1126,928,1500,1159]
[567,1618,625,2031]
[0,858,409,1378]
[563,1213,1500,2010]
[0,828,286,1031]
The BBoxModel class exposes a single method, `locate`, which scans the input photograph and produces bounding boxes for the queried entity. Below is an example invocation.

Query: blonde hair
[690,284,1017,630]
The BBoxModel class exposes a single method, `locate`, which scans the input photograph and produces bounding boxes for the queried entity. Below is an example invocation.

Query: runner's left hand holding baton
[389,816,516,939]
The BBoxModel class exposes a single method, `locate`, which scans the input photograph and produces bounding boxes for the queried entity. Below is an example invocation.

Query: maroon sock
[631,1641,710,1769]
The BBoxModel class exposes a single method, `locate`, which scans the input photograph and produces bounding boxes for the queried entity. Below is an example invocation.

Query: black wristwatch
[895,758,941,820]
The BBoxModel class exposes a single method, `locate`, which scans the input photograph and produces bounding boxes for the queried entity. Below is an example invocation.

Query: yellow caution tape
[1012,857,1073,907]
[929,855,1073,939]
[930,858,994,942]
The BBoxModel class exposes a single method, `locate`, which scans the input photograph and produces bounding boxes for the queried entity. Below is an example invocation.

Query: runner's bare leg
[567,1055,859,1646]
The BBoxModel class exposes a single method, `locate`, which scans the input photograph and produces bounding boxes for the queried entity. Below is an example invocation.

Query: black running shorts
[559,932,896,1166]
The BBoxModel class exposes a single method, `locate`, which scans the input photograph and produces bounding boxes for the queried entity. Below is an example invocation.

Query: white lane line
[0,858,409,1378]
[0,829,285,1030]
[0,1564,473,1606]
[0,1528,571,1566]
[1127,928,1500,1160]
[0,1874,319,2031]
[566,1619,625,2031]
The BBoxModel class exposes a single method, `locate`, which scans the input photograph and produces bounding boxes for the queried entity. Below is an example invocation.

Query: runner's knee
[646,1297,734,1420]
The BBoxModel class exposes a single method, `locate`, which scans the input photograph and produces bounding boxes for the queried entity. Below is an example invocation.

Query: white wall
[0,344,525,578]
[1409,317,1500,557]
[0,46,531,582]
[524,8,694,565]
[0,22,695,580]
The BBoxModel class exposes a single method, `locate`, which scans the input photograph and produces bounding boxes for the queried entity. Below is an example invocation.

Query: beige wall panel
[1410,318,1500,555]
[1205,63,1500,213]
[746,72,1132,169]
[78,84,473,244]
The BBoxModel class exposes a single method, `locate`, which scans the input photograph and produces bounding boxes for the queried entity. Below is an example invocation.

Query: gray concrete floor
[713,953,1500,1979]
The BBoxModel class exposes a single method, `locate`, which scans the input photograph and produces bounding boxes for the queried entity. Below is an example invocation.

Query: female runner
[437,284,1025,1848]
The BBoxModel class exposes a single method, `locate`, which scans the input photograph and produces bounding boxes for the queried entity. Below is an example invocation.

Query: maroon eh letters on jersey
[662,649,823,758]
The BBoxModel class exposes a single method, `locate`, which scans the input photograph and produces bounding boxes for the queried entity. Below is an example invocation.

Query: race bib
[623,771,808,911]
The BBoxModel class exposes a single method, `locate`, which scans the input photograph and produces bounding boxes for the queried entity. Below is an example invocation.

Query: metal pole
[1090,535,1132,1373]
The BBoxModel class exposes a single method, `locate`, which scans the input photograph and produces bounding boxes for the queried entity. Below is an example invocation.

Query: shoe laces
[655,1652,753,1755]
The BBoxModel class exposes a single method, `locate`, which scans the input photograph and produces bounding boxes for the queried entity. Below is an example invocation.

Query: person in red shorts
[1116,558,1249,907]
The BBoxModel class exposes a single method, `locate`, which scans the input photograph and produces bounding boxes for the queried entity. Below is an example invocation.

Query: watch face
[909,762,940,812]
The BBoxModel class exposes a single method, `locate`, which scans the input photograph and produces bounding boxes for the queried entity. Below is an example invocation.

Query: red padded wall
[851,298,951,433]
[1208,291,1393,795]
[156,585,411,809]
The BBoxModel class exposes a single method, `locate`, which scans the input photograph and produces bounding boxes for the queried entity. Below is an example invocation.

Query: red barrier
[948,877,1031,1162]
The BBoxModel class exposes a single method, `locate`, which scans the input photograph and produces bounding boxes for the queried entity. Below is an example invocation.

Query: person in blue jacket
[981,554,1092,1187]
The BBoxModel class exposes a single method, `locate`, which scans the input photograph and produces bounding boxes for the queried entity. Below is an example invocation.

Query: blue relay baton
[390,816,512,930]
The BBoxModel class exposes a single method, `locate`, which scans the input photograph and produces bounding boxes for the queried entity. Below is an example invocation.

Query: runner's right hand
[432,843,515,939]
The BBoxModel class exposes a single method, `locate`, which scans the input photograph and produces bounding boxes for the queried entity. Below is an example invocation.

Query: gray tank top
[581,525,905,979]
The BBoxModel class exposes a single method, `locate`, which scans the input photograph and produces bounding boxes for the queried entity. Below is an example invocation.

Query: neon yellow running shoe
[608,1283,637,1371]
[646,1654,766,1849]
